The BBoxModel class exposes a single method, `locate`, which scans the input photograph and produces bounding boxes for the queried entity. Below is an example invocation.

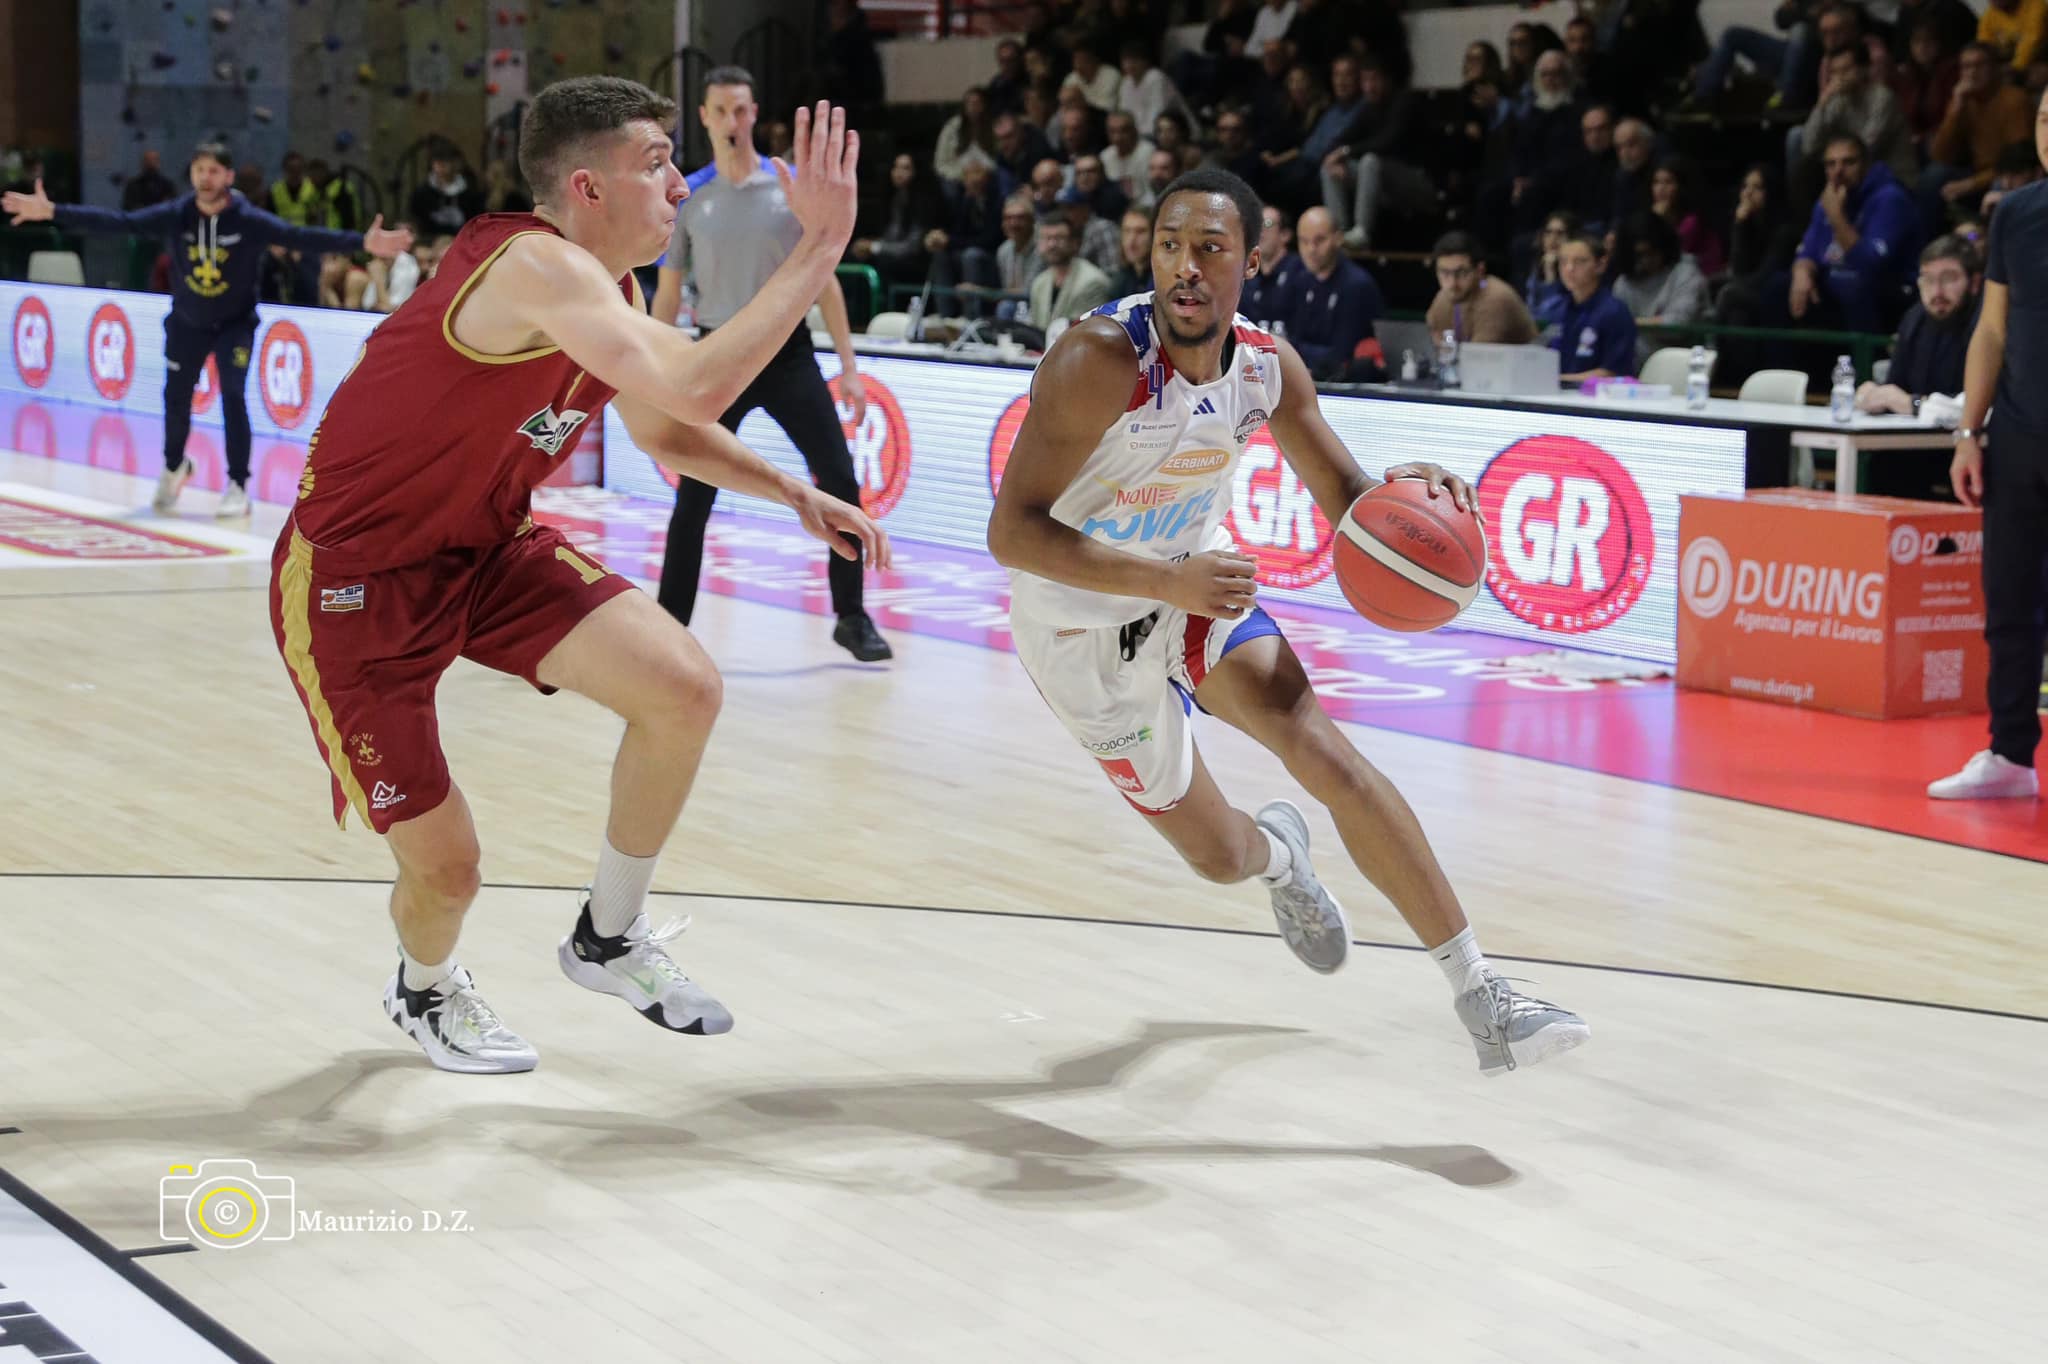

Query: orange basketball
[1334,478,1488,632]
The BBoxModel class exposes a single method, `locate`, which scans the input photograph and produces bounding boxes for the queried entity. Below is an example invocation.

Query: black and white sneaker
[558,895,734,1034]
[832,611,893,662]
[382,963,539,1074]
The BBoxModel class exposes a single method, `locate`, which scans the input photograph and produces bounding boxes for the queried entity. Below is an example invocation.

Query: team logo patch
[519,404,590,457]
[1233,409,1269,445]
[348,732,382,768]
[1098,757,1146,794]
[320,584,365,612]
[370,781,406,812]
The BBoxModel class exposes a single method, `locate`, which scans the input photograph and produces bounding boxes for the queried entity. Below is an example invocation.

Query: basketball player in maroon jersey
[273,79,887,1073]
[988,170,1586,1073]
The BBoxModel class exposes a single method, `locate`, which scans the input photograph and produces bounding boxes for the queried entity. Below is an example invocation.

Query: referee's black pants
[1982,430,2048,767]
[657,328,865,626]
[162,312,255,485]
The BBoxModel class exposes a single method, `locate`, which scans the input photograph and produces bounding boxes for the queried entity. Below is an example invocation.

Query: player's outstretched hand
[775,101,859,254]
[792,484,892,570]
[1384,461,1479,520]
[362,214,414,259]
[1163,549,1258,620]
[2,179,55,225]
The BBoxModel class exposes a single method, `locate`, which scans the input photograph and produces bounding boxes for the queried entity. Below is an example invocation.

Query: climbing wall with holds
[77,1,294,208]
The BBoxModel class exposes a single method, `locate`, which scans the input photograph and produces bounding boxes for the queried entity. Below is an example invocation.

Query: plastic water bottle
[1686,345,1709,410]
[1437,329,1460,389]
[1830,354,1856,423]
[904,292,926,344]
[1400,349,1419,383]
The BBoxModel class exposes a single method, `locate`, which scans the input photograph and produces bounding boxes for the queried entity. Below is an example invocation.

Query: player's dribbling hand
[2,178,54,225]
[1164,550,1259,620]
[777,101,860,254]
[792,485,893,570]
[1384,462,1480,520]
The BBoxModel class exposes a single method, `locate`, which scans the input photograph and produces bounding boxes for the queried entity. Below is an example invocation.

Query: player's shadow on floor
[5,1021,1515,1215]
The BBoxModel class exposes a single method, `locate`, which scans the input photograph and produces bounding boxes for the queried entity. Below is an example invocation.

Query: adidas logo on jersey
[518,404,589,457]
[1192,396,1217,416]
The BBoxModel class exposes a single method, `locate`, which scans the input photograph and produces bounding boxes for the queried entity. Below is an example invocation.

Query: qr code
[1922,649,1964,702]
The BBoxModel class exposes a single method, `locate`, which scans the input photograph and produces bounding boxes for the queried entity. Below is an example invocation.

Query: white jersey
[1006,293,1285,628]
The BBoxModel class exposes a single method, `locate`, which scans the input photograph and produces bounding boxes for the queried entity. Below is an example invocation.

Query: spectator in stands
[1263,58,1355,215]
[1425,230,1537,345]
[1282,207,1382,380]
[1504,51,1584,236]
[1285,0,1350,77]
[1101,110,1157,199]
[1203,109,1263,182]
[269,152,317,226]
[1611,118,1658,229]
[1980,137,2045,214]
[1022,43,1061,92]
[1526,209,1582,324]
[928,151,1007,296]
[1056,183,1124,275]
[1154,110,1200,173]
[1247,0,1299,62]
[1649,158,1725,275]
[1119,42,1192,137]
[1895,19,1964,155]
[1922,43,2034,225]
[122,150,175,211]
[308,159,360,231]
[1243,202,1301,324]
[1611,211,1711,339]
[762,120,794,160]
[818,0,884,113]
[988,39,1030,116]
[1024,84,1061,147]
[1566,105,1623,233]
[1857,233,1982,413]
[1727,164,1799,282]
[1504,22,1549,111]
[1063,45,1122,113]
[1029,157,1066,216]
[994,112,1055,186]
[1977,0,2045,74]
[1447,72,1514,225]
[1320,56,1426,251]
[1173,0,1260,112]
[1565,15,1620,111]
[1133,148,1179,213]
[1790,131,1921,331]
[1465,41,1507,92]
[853,151,942,293]
[479,158,530,215]
[1070,152,1129,219]
[1108,205,1153,296]
[233,161,270,212]
[408,152,480,235]
[995,191,1043,311]
[1028,213,1115,329]
[1058,103,1107,163]
[1792,42,1912,203]
[1897,0,1982,56]
[935,87,999,184]
[1348,0,1415,90]
[1693,2,1824,111]
[1550,233,1638,381]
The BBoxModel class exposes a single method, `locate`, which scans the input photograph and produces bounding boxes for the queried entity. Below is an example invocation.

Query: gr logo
[1679,535,1734,619]
[259,320,314,428]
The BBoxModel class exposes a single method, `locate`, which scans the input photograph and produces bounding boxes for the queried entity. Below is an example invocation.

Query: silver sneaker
[1455,972,1589,1075]
[151,459,193,513]
[383,964,539,1074]
[216,481,250,519]
[559,897,734,1034]
[1254,799,1351,973]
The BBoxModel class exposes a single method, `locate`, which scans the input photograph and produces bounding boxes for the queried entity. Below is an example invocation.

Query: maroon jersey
[290,213,635,573]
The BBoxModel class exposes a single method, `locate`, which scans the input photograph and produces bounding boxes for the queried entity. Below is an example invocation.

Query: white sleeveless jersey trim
[1006,292,1285,628]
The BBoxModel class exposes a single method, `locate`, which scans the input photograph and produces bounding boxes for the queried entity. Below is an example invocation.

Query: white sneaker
[383,963,539,1074]
[216,481,250,519]
[151,460,193,513]
[1454,972,1590,1076]
[1928,750,2038,800]
[1341,226,1369,251]
[559,895,734,1034]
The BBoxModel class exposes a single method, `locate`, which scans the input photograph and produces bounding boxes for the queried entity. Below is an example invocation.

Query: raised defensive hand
[2,178,54,225]
[362,214,414,259]
[774,102,860,254]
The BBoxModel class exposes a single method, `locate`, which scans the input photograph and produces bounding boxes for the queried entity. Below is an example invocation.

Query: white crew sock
[1255,827,1292,884]
[1431,926,1492,992]
[589,839,660,937]
[400,947,455,992]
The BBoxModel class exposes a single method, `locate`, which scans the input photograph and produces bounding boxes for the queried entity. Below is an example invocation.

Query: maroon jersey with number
[289,213,635,573]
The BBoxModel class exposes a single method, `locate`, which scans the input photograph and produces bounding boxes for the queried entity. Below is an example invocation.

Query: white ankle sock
[1431,927,1491,992]
[1256,828,1292,884]
[400,947,454,992]
[589,839,659,937]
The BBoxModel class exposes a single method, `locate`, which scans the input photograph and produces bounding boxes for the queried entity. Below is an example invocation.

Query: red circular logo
[88,411,139,474]
[87,302,136,401]
[12,296,53,389]
[1476,434,1655,634]
[12,401,56,459]
[1224,426,1334,590]
[834,370,910,518]
[258,320,314,428]
[986,394,1031,496]
[191,353,221,416]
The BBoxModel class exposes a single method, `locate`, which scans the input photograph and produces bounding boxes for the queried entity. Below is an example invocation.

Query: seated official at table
[1547,232,1638,384]
[1856,233,1982,416]
[1424,230,1537,345]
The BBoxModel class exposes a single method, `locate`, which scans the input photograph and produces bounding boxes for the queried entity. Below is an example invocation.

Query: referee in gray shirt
[652,65,891,661]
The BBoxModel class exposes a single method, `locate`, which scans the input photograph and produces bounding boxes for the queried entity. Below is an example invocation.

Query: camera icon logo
[160,1159,296,1250]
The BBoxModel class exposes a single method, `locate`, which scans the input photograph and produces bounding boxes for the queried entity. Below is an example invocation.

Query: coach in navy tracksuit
[2,142,409,517]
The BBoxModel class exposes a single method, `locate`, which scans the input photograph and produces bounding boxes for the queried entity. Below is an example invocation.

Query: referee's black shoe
[833,611,893,662]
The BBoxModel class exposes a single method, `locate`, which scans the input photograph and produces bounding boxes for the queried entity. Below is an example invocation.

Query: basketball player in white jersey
[988,169,1587,1073]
